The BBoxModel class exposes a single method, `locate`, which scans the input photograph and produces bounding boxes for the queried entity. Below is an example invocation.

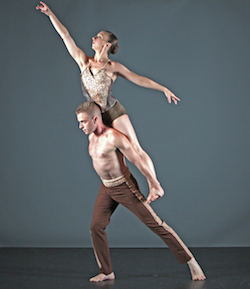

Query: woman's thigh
[112,114,141,148]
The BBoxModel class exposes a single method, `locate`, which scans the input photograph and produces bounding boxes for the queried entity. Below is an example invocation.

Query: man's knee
[90,220,106,235]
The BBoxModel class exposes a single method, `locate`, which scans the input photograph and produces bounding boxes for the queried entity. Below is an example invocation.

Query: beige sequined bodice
[80,63,116,112]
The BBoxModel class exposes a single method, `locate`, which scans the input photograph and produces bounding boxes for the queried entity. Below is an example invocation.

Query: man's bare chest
[89,135,114,160]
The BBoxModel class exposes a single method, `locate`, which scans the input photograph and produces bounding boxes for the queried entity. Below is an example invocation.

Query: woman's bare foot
[187,258,206,281]
[89,272,115,282]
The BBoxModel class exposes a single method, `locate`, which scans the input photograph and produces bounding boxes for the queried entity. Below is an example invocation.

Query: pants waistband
[101,170,130,188]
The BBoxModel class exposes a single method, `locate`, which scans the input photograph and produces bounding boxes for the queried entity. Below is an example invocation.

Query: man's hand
[146,186,164,204]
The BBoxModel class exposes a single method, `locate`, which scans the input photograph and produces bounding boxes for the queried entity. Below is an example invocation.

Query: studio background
[1,0,249,248]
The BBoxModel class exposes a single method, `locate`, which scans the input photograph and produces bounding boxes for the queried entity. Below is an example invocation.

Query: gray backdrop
[1,0,250,248]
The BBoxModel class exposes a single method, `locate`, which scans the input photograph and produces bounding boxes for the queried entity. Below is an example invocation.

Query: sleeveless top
[80,61,117,112]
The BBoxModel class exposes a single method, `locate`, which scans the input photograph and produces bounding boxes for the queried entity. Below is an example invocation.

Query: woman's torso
[80,60,117,112]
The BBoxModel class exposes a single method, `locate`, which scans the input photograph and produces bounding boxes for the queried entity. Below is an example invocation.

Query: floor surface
[1,247,249,289]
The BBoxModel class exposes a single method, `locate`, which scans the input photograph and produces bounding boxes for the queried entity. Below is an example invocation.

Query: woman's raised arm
[36,1,87,70]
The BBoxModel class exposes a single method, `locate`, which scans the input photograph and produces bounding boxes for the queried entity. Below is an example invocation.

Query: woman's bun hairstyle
[105,31,119,55]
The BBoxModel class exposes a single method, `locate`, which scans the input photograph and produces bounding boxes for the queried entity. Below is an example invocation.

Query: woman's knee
[132,143,147,158]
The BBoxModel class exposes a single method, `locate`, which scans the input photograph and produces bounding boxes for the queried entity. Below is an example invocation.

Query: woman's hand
[35,1,87,69]
[164,88,180,105]
[36,1,52,16]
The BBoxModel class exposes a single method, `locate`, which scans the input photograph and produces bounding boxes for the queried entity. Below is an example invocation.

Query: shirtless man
[76,102,206,282]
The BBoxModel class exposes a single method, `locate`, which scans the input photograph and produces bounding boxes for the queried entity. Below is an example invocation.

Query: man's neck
[94,121,108,137]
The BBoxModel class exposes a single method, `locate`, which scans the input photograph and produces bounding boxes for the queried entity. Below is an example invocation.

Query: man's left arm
[110,131,164,204]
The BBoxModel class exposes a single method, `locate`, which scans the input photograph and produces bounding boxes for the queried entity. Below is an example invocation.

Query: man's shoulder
[105,128,129,150]
[105,127,126,139]
[104,127,120,142]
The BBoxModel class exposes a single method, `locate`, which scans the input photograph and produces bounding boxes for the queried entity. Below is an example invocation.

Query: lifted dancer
[76,102,206,282]
[36,1,180,177]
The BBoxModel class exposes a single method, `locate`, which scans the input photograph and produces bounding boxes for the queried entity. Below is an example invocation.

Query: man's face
[77,112,96,135]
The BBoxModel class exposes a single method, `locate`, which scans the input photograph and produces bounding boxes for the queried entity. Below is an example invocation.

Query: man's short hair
[76,102,102,118]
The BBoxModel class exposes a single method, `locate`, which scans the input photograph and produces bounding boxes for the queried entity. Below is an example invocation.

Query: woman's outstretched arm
[36,1,87,69]
[113,61,180,105]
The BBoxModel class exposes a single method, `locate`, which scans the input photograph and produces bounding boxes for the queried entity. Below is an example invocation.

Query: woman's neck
[93,51,109,63]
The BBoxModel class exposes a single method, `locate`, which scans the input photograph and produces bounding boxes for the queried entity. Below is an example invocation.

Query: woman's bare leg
[112,114,156,177]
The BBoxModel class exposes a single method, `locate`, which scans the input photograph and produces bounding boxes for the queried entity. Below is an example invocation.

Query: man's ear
[93,115,98,123]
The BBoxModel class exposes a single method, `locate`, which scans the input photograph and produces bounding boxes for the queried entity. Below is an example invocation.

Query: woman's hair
[105,31,119,55]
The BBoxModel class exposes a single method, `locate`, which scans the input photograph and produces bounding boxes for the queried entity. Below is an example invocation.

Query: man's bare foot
[89,272,115,282]
[187,258,206,281]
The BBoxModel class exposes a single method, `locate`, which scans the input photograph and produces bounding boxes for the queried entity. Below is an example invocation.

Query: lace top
[80,62,116,112]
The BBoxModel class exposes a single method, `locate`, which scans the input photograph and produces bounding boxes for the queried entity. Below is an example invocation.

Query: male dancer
[76,102,206,282]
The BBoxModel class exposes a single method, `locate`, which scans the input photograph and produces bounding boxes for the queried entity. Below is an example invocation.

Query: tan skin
[36,5,205,281]
[76,105,206,282]
[36,1,181,177]
[77,108,163,283]
[76,109,164,203]
[37,3,205,282]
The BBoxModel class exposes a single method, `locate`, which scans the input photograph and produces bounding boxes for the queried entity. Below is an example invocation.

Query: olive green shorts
[102,100,127,127]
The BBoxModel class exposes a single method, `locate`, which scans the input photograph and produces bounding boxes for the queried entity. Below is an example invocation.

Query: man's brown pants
[90,172,193,275]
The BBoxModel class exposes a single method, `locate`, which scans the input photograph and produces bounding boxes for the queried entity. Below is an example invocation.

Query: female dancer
[36,1,180,177]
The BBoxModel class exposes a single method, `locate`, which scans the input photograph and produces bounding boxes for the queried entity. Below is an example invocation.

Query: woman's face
[92,31,110,51]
